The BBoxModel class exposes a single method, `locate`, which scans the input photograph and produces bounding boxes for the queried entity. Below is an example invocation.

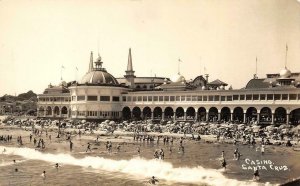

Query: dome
[59,81,67,87]
[80,71,119,85]
[170,73,185,83]
[279,68,292,78]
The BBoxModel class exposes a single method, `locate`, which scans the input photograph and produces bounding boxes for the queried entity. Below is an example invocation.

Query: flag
[178,58,182,62]
[62,65,65,69]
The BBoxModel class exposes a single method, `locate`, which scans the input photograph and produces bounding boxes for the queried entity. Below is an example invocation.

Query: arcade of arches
[38,106,70,118]
[122,106,300,125]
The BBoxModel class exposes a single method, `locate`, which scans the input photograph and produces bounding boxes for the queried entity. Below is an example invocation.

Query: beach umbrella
[266,126,275,131]
[81,120,86,124]
[109,121,116,125]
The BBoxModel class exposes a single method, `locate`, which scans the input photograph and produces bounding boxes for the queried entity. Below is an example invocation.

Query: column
[257,113,260,124]
[218,112,221,122]
[184,112,187,121]
[206,112,209,122]
[173,112,176,122]
[195,113,198,122]
[243,113,246,123]
[141,113,144,120]
[44,110,46,117]
[151,112,154,120]
[119,111,122,119]
[286,114,290,125]
[162,112,165,120]
[52,108,54,117]
[271,113,274,124]
[230,113,233,122]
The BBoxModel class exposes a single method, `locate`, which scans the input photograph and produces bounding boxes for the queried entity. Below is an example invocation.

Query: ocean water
[0,132,299,186]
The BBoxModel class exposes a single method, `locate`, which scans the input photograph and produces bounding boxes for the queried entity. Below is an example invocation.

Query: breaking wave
[0,146,275,186]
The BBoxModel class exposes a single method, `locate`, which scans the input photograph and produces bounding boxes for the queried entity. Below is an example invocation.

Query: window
[208,96,214,101]
[246,94,252,100]
[176,96,180,101]
[112,96,120,102]
[137,96,142,102]
[289,94,297,100]
[282,94,288,100]
[77,96,85,101]
[148,96,152,101]
[127,96,131,102]
[88,111,97,116]
[159,96,163,101]
[181,96,186,101]
[192,96,197,101]
[298,94,300,100]
[170,96,175,101]
[227,96,232,101]
[203,96,207,101]
[186,96,191,101]
[221,96,225,101]
[100,96,110,101]
[215,95,220,101]
[253,94,259,100]
[78,111,86,116]
[267,94,273,100]
[233,95,239,100]
[143,96,147,101]
[132,96,136,101]
[260,94,266,100]
[164,96,169,101]
[274,94,281,100]
[197,96,202,101]
[72,96,76,101]
[87,96,97,101]
[240,95,245,100]
[153,96,158,101]
[122,96,126,102]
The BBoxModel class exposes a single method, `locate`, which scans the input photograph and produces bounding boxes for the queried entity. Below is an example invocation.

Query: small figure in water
[42,170,46,180]
[221,159,227,170]
[137,147,140,155]
[149,176,159,185]
[86,142,92,152]
[253,169,260,181]
[70,140,73,151]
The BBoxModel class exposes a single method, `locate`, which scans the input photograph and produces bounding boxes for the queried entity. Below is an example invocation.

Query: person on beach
[261,144,265,155]
[29,134,32,142]
[222,158,227,170]
[70,140,73,151]
[137,147,141,155]
[159,149,164,160]
[149,176,159,185]
[221,151,225,159]
[86,142,92,152]
[253,169,260,181]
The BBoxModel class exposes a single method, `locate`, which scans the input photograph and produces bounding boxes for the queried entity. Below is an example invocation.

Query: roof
[116,77,168,84]
[245,79,270,89]
[80,70,119,85]
[208,79,228,86]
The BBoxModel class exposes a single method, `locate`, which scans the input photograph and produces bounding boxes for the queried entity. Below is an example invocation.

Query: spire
[127,48,133,71]
[89,51,93,72]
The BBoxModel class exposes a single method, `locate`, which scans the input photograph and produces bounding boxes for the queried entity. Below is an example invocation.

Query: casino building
[37,49,300,125]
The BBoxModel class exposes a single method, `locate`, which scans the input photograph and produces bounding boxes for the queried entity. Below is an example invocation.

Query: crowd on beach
[1,116,300,184]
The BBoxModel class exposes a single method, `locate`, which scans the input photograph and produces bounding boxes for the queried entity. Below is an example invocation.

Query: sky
[0,0,300,96]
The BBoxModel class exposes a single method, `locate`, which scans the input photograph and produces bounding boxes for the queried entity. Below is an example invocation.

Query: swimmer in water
[149,176,159,185]
[55,163,61,171]
[13,160,16,164]
[41,170,46,180]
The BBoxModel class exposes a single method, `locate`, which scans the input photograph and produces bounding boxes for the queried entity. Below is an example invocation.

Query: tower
[88,51,94,72]
[124,48,136,88]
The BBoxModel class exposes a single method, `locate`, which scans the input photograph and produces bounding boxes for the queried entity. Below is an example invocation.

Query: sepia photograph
[0,0,300,185]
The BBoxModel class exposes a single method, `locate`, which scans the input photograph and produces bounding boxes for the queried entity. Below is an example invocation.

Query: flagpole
[285,44,288,68]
